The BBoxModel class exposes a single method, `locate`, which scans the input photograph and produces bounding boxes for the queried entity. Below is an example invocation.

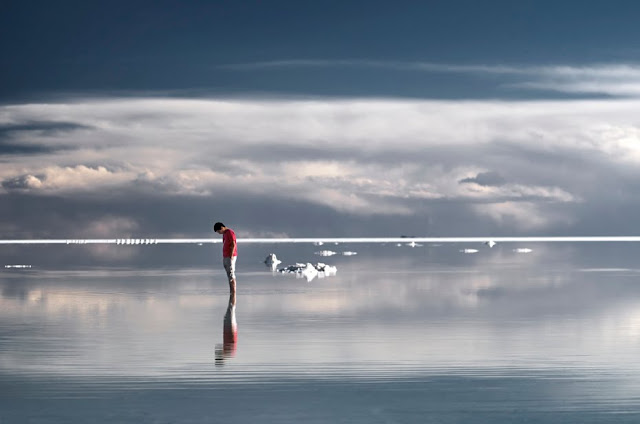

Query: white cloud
[2,165,137,193]
[458,181,576,203]
[3,97,640,151]
[216,60,640,97]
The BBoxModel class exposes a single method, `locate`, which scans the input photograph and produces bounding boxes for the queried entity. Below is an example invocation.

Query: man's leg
[228,278,236,306]
[224,257,237,306]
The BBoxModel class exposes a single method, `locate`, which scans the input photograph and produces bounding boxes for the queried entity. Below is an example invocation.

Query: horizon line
[3,236,640,245]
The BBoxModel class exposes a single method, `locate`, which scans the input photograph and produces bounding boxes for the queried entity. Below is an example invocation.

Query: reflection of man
[214,222,237,306]
[215,303,238,365]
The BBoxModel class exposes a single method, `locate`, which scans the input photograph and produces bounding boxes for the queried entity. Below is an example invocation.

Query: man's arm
[230,230,237,254]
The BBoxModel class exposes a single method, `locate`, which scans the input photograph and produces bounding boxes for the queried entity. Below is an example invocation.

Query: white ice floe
[278,262,337,282]
[4,264,32,268]
[342,251,358,256]
[313,241,324,246]
[485,240,497,248]
[460,249,479,254]
[264,253,282,271]
[513,248,533,253]
[315,250,337,256]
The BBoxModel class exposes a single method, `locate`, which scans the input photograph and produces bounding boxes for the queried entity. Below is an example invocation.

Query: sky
[2,0,640,241]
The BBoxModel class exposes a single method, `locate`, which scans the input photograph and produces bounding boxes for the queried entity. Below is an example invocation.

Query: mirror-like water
[2,243,640,422]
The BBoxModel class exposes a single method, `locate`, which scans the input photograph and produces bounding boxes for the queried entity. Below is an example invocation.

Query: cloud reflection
[3,247,640,382]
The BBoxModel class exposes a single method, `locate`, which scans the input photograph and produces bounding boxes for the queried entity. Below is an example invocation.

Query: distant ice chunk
[485,240,497,248]
[278,262,337,282]
[279,263,317,282]
[342,251,358,256]
[315,250,337,256]
[405,241,423,247]
[513,248,533,253]
[278,262,306,273]
[299,263,318,281]
[264,253,282,271]
[315,262,337,278]
[4,264,32,269]
[264,253,281,266]
[313,241,324,246]
[460,249,478,254]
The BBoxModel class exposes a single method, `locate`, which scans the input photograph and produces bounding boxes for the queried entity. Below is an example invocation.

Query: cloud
[459,171,506,186]
[509,64,640,97]
[458,182,576,203]
[473,201,574,231]
[80,216,141,260]
[216,59,531,74]
[81,216,139,238]
[0,121,92,137]
[2,174,44,190]
[218,60,640,97]
[1,95,640,237]
[2,165,136,193]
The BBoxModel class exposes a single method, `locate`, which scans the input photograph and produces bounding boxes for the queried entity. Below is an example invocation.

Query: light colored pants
[223,256,237,281]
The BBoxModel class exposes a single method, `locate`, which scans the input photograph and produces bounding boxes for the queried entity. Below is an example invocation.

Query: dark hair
[213,222,224,231]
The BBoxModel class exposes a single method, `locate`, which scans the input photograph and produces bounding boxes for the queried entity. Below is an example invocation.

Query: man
[214,222,237,306]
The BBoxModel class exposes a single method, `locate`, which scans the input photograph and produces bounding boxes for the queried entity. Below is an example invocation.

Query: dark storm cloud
[0,121,89,155]
[0,141,53,155]
[0,121,92,137]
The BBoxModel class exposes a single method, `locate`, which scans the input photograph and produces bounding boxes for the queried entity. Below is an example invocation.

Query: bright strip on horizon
[2,237,640,245]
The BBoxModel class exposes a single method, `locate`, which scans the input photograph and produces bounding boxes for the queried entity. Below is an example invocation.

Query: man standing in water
[214,222,237,306]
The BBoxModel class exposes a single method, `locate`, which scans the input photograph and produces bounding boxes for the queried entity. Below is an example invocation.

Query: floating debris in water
[264,253,282,270]
[278,262,337,282]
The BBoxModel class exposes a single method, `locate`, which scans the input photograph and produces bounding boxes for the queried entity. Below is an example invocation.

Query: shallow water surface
[2,243,640,422]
